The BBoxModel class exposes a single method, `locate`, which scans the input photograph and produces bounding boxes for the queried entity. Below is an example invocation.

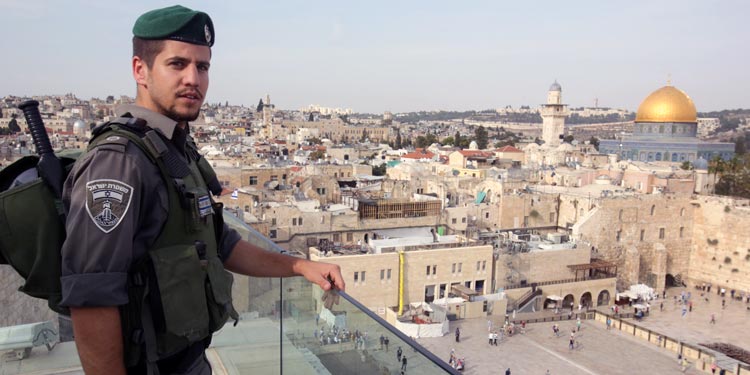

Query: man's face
[133,40,210,122]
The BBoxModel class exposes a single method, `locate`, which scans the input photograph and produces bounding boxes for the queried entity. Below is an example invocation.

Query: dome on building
[73,119,87,135]
[469,140,479,150]
[549,80,562,92]
[635,85,697,123]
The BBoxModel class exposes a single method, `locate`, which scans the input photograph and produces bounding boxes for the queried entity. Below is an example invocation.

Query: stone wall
[572,194,694,289]
[0,266,57,328]
[495,247,590,288]
[689,196,750,292]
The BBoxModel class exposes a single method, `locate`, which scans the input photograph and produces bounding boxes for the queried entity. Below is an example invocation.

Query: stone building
[599,84,734,162]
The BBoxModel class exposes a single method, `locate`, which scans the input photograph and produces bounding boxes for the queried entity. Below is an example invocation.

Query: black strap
[140,285,161,375]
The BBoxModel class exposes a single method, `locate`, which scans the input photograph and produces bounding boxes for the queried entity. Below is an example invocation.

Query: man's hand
[294,259,345,292]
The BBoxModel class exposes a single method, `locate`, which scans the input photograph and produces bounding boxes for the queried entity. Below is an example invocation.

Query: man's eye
[198,65,210,72]
[170,61,185,68]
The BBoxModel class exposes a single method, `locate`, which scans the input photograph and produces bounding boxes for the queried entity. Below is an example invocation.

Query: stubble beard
[165,106,201,122]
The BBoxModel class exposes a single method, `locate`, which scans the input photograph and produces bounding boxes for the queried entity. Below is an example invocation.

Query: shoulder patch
[85,179,134,233]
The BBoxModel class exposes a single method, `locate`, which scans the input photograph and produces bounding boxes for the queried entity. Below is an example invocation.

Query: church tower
[540,81,568,147]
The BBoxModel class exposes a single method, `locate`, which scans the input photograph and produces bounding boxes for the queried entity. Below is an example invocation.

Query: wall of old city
[573,194,694,289]
[310,249,400,314]
[495,247,590,289]
[0,267,57,327]
[498,193,559,229]
[688,196,750,292]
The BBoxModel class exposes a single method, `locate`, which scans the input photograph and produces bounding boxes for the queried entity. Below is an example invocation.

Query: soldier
[60,5,344,374]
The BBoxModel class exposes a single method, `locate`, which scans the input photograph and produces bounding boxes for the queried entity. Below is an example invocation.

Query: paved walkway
[418,317,704,374]
[620,287,750,353]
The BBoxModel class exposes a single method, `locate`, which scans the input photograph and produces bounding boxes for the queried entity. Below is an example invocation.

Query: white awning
[546,295,563,301]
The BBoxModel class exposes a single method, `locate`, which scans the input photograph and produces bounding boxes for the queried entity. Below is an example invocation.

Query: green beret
[133,5,214,47]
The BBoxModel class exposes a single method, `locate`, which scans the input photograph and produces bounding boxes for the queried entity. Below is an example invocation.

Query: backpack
[0,117,224,316]
[0,149,80,314]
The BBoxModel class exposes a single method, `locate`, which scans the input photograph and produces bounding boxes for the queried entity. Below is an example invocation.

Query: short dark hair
[132,37,165,68]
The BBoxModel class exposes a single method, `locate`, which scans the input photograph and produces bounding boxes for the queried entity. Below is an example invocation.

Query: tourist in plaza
[681,357,689,372]
[455,327,461,342]
[488,331,494,345]
[505,368,511,375]
[384,336,389,352]
[401,355,407,371]
[576,317,581,332]
[380,334,384,350]
[710,313,716,324]
[606,317,612,330]
[397,346,402,362]
[660,301,664,311]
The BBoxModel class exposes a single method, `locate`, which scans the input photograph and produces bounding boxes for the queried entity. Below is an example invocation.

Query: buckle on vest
[131,329,144,344]
[174,178,189,209]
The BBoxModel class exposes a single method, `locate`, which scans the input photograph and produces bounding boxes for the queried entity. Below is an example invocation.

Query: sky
[2,0,749,113]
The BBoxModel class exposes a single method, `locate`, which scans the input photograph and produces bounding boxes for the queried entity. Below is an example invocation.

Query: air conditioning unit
[0,321,58,360]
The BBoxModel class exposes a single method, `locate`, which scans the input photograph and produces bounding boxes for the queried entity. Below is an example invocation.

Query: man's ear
[132,56,148,87]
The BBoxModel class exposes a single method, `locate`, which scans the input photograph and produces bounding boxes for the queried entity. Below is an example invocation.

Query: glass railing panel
[218,211,456,374]
[281,278,458,374]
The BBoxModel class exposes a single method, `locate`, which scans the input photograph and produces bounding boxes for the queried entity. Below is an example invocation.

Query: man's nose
[182,65,199,86]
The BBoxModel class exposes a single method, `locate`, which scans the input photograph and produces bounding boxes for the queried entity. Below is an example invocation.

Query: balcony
[0,211,456,374]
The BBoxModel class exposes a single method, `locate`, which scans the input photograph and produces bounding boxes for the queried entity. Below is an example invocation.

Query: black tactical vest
[88,119,238,368]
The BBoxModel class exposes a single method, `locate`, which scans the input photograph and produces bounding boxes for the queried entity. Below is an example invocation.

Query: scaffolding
[358,199,441,220]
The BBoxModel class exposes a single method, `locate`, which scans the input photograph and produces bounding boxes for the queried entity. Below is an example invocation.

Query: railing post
[279,277,283,375]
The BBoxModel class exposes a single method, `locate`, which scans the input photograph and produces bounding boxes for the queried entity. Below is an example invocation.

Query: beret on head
[133,5,214,47]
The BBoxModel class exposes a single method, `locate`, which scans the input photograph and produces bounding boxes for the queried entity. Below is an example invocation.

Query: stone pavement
[620,287,750,353]
[418,316,705,375]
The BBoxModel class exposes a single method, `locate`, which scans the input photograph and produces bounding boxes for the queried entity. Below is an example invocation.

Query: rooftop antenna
[667,73,672,86]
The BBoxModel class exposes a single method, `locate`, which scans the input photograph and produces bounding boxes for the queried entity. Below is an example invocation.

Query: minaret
[540,81,568,147]
[263,94,273,139]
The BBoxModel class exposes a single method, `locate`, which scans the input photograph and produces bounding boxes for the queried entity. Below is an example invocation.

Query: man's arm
[70,307,127,375]
[223,239,345,292]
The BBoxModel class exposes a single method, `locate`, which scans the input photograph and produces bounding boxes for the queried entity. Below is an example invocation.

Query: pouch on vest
[0,152,79,314]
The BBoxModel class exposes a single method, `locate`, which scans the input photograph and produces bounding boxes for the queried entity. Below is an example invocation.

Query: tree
[309,150,326,161]
[360,129,368,142]
[256,98,264,112]
[307,137,322,145]
[563,135,575,144]
[441,136,455,146]
[415,136,428,148]
[708,156,726,194]
[589,136,600,150]
[308,112,314,122]
[7,116,20,133]
[680,161,694,170]
[395,130,402,149]
[714,155,750,198]
[474,126,488,149]
[454,131,461,147]
[734,134,747,155]
[372,164,387,176]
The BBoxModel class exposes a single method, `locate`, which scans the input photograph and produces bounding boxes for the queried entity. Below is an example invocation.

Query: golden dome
[635,85,697,123]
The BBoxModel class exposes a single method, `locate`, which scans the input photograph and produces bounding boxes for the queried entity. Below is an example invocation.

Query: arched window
[680,208,685,217]
[651,205,656,216]
[619,209,623,221]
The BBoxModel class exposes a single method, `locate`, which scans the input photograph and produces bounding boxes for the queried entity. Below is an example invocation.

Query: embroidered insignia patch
[85,179,133,233]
